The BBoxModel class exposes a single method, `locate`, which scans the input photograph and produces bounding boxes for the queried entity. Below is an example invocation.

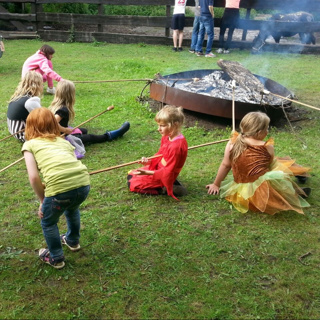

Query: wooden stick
[72,105,114,129]
[73,79,153,84]
[89,138,229,175]
[232,81,236,132]
[0,128,25,142]
[0,106,115,174]
[268,92,320,112]
[0,156,24,173]
[73,78,199,84]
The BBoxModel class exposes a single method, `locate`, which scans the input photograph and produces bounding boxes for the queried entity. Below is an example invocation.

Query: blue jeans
[190,16,200,50]
[195,15,214,54]
[40,185,90,261]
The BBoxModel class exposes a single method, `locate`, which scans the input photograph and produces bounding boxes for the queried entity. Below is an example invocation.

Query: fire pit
[149,69,293,121]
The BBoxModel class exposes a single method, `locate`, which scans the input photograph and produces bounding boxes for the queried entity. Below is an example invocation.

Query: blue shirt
[199,0,214,16]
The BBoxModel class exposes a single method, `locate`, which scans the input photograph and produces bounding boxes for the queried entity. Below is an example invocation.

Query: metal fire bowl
[150,69,293,121]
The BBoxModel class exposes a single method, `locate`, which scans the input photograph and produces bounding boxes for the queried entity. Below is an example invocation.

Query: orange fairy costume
[220,133,310,215]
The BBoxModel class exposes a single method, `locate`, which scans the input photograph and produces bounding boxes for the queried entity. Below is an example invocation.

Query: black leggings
[73,128,109,144]
[219,8,240,50]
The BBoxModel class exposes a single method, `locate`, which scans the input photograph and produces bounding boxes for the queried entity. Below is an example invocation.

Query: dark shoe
[196,51,204,57]
[172,47,178,52]
[61,234,81,252]
[173,185,188,197]
[162,180,188,197]
[301,187,311,199]
[178,47,183,52]
[296,175,308,184]
[105,121,130,140]
[189,49,195,53]
[39,248,65,269]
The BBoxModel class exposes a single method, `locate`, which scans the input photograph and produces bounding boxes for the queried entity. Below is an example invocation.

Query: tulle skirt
[220,159,310,215]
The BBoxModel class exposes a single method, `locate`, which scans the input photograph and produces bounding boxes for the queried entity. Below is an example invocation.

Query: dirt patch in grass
[146,98,310,131]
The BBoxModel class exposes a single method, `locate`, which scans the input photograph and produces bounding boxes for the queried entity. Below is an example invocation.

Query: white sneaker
[205,52,216,58]
[223,50,230,54]
[216,48,223,53]
[46,87,56,94]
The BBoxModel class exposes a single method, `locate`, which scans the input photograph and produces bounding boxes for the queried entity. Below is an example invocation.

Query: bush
[104,5,167,16]
[43,3,98,14]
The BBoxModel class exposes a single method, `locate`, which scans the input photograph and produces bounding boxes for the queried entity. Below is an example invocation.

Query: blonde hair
[49,80,76,123]
[155,105,185,131]
[230,111,270,162]
[25,107,60,140]
[9,71,43,102]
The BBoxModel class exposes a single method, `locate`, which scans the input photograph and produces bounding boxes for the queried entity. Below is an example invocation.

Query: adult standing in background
[195,0,215,58]
[171,0,188,52]
[216,0,241,54]
[189,0,201,53]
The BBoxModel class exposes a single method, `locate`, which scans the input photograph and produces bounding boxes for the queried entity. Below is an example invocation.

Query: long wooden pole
[89,138,229,176]
[71,105,114,130]
[0,128,25,143]
[267,91,320,112]
[73,78,200,84]
[0,106,115,174]
[232,80,236,132]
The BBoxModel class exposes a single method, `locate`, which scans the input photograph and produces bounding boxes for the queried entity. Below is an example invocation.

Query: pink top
[226,0,240,9]
[22,50,62,82]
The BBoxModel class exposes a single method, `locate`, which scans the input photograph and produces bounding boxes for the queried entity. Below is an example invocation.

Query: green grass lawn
[0,40,320,319]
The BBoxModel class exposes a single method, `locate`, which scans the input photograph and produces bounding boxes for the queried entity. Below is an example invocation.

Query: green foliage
[104,5,167,16]
[0,41,320,319]
[66,25,75,44]
[43,3,98,14]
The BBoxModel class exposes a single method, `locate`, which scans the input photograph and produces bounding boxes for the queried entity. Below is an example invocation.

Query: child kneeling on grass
[22,107,90,269]
[127,105,188,200]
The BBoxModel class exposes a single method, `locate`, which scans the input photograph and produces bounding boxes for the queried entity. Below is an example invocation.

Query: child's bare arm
[206,141,232,195]
[54,114,73,135]
[24,151,45,209]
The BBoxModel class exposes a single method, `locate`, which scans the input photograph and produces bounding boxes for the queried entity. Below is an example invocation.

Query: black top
[7,96,30,120]
[55,106,70,127]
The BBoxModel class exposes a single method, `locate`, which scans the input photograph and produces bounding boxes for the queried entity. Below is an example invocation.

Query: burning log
[217,59,264,96]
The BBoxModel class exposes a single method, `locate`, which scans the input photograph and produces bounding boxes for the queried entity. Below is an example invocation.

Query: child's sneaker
[205,52,216,58]
[216,48,223,53]
[60,234,81,252]
[46,87,56,95]
[172,47,178,52]
[39,248,65,269]
[178,47,183,52]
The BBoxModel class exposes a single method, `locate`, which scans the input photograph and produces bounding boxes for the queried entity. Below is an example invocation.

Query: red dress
[128,134,188,200]
[220,135,310,215]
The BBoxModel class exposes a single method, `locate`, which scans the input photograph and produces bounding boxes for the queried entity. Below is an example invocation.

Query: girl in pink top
[22,44,63,95]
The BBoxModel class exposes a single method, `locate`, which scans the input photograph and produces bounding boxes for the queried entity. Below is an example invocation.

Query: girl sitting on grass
[7,71,43,142]
[206,111,311,215]
[22,107,90,269]
[128,105,188,200]
[49,80,130,144]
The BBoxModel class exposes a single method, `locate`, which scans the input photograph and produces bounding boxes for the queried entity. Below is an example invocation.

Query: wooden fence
[1,0,320,53]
